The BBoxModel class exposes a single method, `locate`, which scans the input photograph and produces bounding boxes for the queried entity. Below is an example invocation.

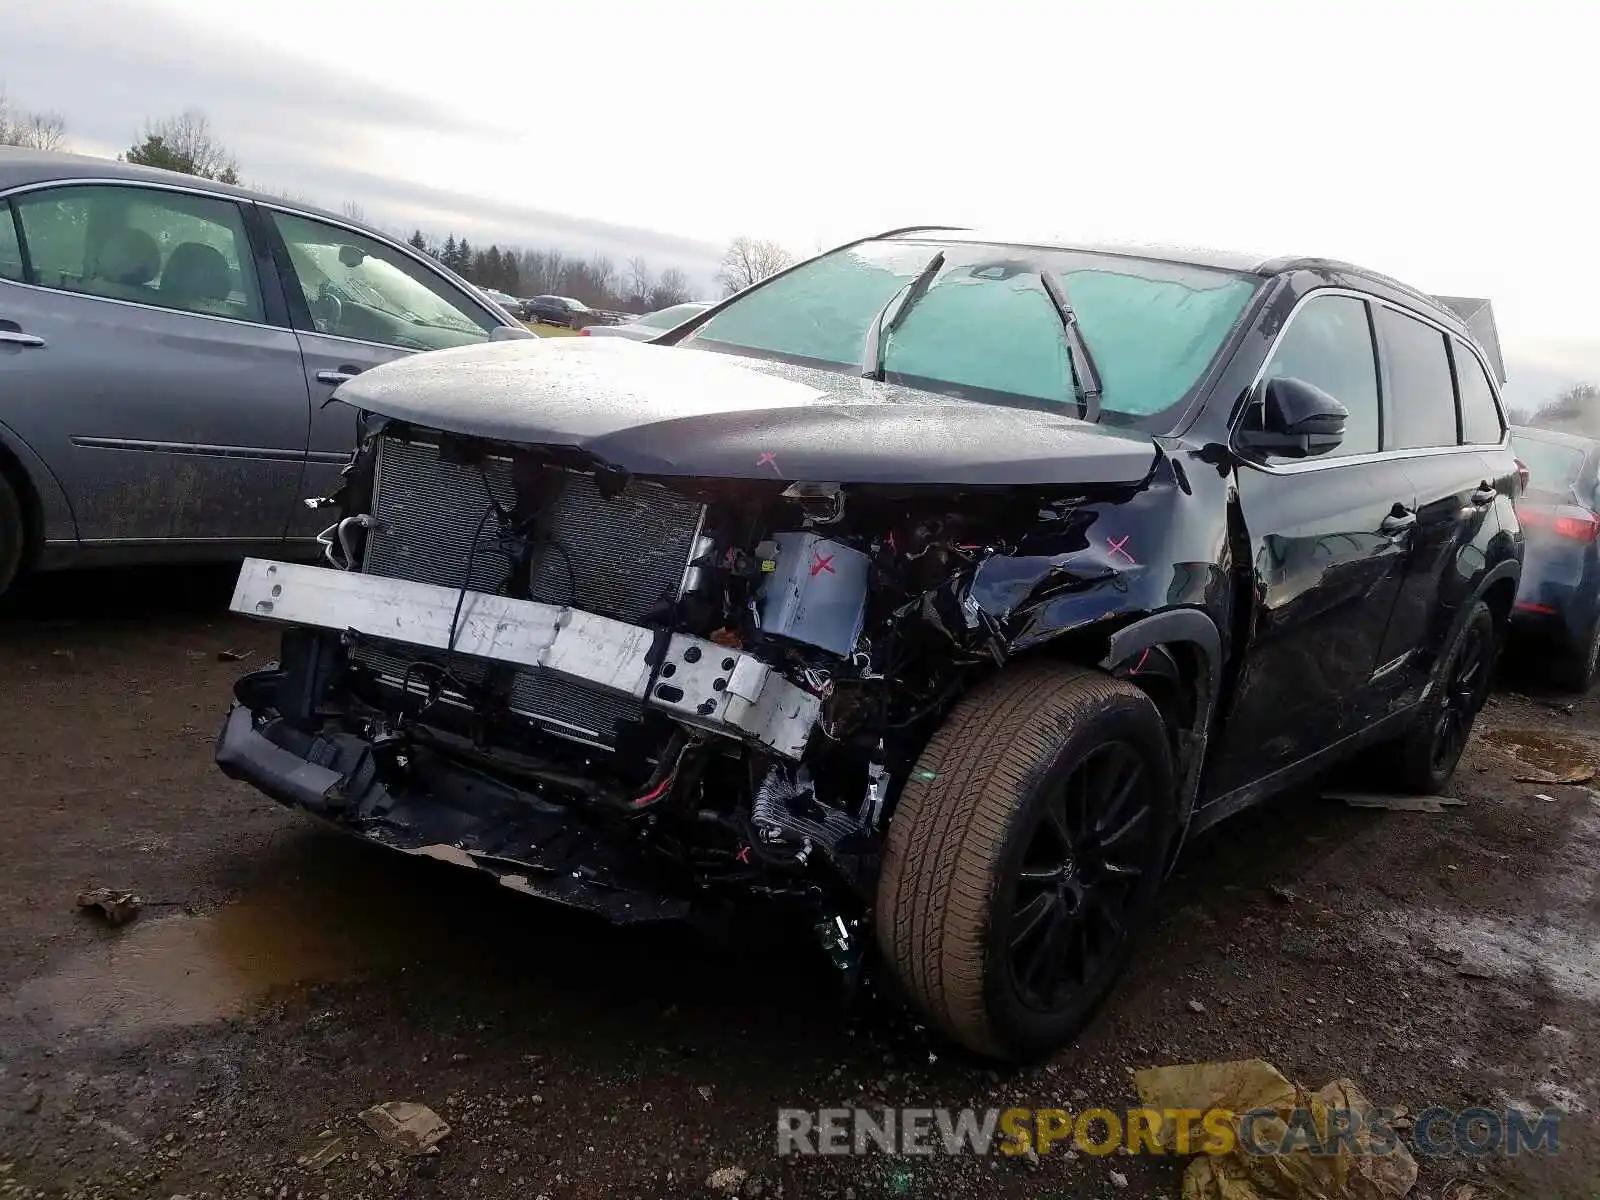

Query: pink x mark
[756,451,780,474]
[1106,534,1136,564]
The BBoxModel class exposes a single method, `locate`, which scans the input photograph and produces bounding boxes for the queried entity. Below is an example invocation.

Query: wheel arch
[0,419,75,569]
[0,430,46,575]
[1096,608,1221,841]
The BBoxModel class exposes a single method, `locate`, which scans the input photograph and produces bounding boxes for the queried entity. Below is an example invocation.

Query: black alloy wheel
[1002,741,1156,1012]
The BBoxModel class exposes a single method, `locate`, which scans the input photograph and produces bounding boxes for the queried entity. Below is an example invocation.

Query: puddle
[4,835,512,1036]
[1478,728,1600,777]
[9,895,414,1034]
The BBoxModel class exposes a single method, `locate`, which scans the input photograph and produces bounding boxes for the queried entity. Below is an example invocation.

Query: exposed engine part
[859,746,890,829]
[758,532,870,657]
[752,763,863,851]
[317,514,380,571]
[781,481,845,525]
[815,912,863,979]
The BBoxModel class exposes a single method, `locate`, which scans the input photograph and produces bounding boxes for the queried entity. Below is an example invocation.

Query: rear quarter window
[1452,339,1504,445]
[1375,306,1457,450]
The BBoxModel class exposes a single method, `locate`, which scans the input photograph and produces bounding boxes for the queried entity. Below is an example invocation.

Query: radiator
[355,434,706,747]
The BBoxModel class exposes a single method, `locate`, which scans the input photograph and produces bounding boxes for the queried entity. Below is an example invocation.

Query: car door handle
[1471,484,1498,506]
[315,368,361,385]
[0,329,46,348]
[1380,508,1417,535]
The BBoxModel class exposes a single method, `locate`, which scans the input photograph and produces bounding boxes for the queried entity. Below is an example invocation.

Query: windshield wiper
[861,251,945,381]
[1040,272,1103,423]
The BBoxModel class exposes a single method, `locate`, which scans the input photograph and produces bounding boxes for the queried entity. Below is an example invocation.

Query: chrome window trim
[0,274,285,332]
[257,201,506,332]
[1232,285,1512,477]
[0,177,277,329]
[0,176,511,336]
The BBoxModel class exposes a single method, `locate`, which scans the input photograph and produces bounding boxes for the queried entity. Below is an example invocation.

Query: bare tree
[340,200,366,224]
[123,109,240,184]
[626,255,654,308]
[0,88,67,151]
[650,267,693,310]
[716,236,793,295]
[1532,382,1600,433]
[587,254,617,302]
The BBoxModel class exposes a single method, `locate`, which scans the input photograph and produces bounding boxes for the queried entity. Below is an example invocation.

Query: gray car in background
[0,148,530,599]
[579,301,713,340]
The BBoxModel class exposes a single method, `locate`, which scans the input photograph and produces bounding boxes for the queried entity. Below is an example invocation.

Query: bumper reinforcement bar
[230,558,819,758]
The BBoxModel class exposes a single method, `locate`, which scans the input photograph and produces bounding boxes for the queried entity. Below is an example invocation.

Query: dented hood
[336,337,1159,486]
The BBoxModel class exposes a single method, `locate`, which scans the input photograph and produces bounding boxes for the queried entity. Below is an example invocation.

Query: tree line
[2,88,799,312]
[404,231,695,312]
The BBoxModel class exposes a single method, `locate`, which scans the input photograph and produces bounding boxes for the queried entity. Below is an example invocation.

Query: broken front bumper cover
[215,698,694,923]
[228,558,821,758]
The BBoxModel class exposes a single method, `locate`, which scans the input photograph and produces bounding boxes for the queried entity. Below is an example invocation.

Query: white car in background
[579,301,712,341]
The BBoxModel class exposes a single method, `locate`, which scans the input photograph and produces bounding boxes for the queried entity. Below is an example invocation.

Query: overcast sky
[5,0,1596,407]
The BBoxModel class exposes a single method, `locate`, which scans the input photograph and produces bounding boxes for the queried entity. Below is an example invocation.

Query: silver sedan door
[263,209,507,539]
[0,182,309,547]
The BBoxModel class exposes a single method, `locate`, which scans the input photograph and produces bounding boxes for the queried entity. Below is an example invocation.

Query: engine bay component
[758,532,869,657]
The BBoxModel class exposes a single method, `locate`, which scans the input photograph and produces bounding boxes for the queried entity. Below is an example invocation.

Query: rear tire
[875,665,1176,1061]
[0,473,24,600]
[1552,617,1600,693]
[1385,600,1497,793]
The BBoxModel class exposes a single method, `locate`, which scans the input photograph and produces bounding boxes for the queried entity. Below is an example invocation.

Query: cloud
[3,0,724,287]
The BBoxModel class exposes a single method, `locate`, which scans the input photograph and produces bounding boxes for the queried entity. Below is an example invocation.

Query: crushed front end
[218,419,979,931]
[217,408,1167,958]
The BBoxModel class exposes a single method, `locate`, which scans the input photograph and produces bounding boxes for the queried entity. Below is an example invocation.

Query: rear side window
[1375,306,1457,450]
[0,203,22,282]
[1260,294,1381,457]
[11,184,264,322]
[1452,340,1504,445]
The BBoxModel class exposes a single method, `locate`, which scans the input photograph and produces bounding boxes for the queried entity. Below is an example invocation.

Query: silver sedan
[579,302,712,341]
[0,148,531,598]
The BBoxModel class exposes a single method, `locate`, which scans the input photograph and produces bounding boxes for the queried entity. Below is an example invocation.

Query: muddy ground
[1,566,1596,1199]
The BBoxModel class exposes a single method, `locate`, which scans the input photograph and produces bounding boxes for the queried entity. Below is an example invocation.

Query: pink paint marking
[1106,534,1136,564]
[756,451,780,475]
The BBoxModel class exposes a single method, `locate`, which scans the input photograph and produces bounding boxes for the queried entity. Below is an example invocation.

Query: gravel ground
[1,566,1596,1199]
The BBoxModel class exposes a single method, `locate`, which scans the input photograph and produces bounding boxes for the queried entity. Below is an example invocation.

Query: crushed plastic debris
[74,887,142,926]
[358,1101,450,1155]
[215,648,251,663]
[1326,791,1464,813]
[1133,1058,1417,1200]
[707,1164,748,1194]
[296,1132,347,1170]
[1514,767,1594,785]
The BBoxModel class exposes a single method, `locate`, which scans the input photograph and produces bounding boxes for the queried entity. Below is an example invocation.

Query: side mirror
[1239,376,1348,458]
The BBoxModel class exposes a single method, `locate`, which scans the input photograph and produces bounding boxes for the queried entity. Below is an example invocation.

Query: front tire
[1552,616,1600,693]
[875,665,1176,1061]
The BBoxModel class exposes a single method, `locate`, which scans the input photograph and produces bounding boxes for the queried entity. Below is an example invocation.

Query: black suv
[526,294,590,328]
[215,229,1522,1060]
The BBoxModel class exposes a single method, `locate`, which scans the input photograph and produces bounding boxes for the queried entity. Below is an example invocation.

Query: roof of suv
[900,226,1470,335]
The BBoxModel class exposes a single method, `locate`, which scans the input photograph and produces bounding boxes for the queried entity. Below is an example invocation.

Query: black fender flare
[1098,607,1222,846]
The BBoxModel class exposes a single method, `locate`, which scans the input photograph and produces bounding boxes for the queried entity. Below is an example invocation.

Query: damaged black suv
[217,229,1522,1060]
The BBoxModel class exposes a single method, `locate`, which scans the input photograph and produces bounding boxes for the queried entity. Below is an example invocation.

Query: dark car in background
[526,294,590,328]
[216,229,1521,1060]
[0,148,529,601]
[1509,424,1600,688]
